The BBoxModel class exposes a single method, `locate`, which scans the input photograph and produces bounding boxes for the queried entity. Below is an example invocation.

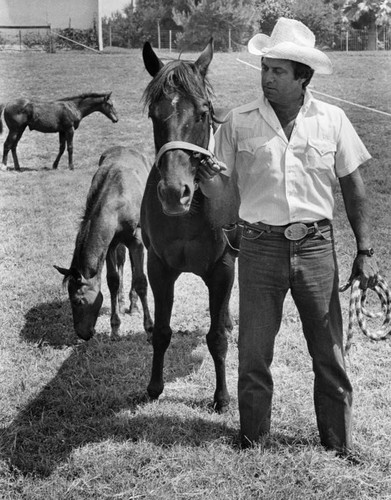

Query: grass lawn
[0,47,391,499]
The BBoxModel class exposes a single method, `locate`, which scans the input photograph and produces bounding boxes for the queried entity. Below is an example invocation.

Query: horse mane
[58,92,109,102]
[70,181,104,272]
[142,59,214,111]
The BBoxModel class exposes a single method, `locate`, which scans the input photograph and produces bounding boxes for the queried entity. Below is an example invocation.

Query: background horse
[55,146,153,341]
[0,92,118,171]
[141,40,240,412]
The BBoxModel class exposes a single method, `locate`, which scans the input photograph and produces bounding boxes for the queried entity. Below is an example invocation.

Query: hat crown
[269,18,315,49]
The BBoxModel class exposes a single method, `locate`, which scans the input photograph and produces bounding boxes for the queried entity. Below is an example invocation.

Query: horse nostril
[180,184,192,206]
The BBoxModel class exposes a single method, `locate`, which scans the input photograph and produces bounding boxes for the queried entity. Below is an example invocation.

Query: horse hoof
[110,329,121,341]
[147,384,163,400]
[214,401,230,414]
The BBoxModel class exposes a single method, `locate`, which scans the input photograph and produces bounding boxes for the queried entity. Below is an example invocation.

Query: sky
[101,0,131,17]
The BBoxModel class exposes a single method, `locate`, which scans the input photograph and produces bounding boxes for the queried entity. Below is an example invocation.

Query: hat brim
[248,34,333,75]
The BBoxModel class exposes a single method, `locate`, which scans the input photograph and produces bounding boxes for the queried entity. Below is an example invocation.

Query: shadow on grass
[20,299,76,347]
[1,300,226,477]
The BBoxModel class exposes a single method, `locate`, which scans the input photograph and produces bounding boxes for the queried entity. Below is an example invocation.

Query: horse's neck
[73,217,113,278]
[78,97,102,118]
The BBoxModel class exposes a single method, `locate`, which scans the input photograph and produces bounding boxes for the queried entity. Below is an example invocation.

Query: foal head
[54,265,103,340]
[142,40,214,216]
[97,92,119,123]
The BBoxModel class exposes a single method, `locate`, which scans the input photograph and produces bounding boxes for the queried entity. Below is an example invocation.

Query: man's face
[261,58,306,106]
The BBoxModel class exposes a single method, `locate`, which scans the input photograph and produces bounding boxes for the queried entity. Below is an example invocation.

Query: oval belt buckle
[284,223,308,241]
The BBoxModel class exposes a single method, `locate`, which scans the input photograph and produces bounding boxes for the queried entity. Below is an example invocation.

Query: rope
[339,274,391,352]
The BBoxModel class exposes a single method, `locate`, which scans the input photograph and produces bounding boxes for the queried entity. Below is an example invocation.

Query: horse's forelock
[143,60,213,111]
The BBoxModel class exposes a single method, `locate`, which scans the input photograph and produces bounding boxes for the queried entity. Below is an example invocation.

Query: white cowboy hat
[248,17,333,75]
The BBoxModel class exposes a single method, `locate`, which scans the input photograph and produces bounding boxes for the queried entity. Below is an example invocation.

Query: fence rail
[1,25,389,53]
[102,26,391,52]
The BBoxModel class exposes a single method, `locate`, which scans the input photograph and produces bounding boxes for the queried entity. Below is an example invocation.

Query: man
[199,18,378,456]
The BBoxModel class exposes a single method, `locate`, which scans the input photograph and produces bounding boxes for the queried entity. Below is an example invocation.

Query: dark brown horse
[55,146,153,341]
[0,92,118,171]
[141,40,241,412]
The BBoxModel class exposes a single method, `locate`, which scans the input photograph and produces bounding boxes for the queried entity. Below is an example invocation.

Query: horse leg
[127,227,153,339]
[147,249,180,400]
[203,251,237,413]
[106,244,125,339]
[116,243,126,313]
[66,128,74,170]
[53,132,66,169]
[3,127,25,171]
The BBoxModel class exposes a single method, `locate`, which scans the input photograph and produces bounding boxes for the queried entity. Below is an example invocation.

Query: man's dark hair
[292,61,314,88]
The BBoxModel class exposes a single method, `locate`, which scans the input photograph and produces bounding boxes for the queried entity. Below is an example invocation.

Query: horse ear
[54,265,70,277]
[105,92,112,101]
[195,38,214,78]
[143,41,164,77]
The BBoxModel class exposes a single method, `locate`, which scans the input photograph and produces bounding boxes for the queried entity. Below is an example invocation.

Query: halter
[154,125,217,170]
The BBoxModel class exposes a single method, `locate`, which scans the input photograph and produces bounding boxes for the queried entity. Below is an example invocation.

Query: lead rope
[339,274,391,353]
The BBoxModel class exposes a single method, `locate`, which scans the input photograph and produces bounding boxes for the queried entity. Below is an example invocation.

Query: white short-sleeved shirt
[214,89,371,225]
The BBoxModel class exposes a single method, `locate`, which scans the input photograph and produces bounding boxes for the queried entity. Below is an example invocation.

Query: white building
[0,0,103,50]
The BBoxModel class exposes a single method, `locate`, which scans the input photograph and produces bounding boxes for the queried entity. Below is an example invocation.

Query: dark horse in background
[141,39,240,412]
[0,92,118,171]
[55,146,153,341]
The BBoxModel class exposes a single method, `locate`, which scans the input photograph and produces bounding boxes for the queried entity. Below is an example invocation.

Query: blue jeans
[238,223,352,452]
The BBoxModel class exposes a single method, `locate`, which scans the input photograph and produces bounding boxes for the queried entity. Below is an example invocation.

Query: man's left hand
[349,254,379,290]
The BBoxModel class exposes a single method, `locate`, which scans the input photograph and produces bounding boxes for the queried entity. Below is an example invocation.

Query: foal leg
[53,132,66,169]
[147,249,180,400]
[106,244,125,339]
[2,127,25,171]
[203,251,237,413]
[127,228,153,338]
[116,243,126,314]
[66,128,74,170]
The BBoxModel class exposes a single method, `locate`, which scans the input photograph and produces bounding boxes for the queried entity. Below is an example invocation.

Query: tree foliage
[102,0,390,51]
[343,0,391,27]
[175,0,256,51]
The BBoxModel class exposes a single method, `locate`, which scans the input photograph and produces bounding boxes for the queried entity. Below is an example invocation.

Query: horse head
[54,265,103,341]
[101,92,119,123]
[143,39,214,216]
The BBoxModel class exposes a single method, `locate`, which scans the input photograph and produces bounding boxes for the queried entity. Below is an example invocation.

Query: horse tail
[0,104,4,135]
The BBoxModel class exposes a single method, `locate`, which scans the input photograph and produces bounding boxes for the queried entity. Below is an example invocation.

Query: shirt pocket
[236,137,272,174]
[305,138,337,172]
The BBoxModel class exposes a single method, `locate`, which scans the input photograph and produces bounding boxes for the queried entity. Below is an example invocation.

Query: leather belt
[243,219,330,241]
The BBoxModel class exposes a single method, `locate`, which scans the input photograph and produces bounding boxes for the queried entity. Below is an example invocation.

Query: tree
[291,0,338,46]
[251,0,339,47]
[175,0,256,51]
[253,0,295,35]
[343,0,391,49]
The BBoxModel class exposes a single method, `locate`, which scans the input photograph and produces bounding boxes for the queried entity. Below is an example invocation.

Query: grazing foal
[55,146,153,341]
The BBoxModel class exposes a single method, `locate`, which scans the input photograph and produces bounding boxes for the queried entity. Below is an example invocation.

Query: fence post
[157,19,161,50]
[228,28,232,51]
[346,30,349,52]
[169,30,172,52]
[109,23,112,47]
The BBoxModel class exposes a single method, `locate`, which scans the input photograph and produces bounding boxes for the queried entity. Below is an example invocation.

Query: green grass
[1,48,391,499]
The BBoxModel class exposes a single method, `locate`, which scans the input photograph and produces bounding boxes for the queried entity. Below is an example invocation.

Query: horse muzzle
[157,179,194,216]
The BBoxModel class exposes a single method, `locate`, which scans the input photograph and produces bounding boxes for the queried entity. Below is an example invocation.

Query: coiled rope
[339,274,391,352]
